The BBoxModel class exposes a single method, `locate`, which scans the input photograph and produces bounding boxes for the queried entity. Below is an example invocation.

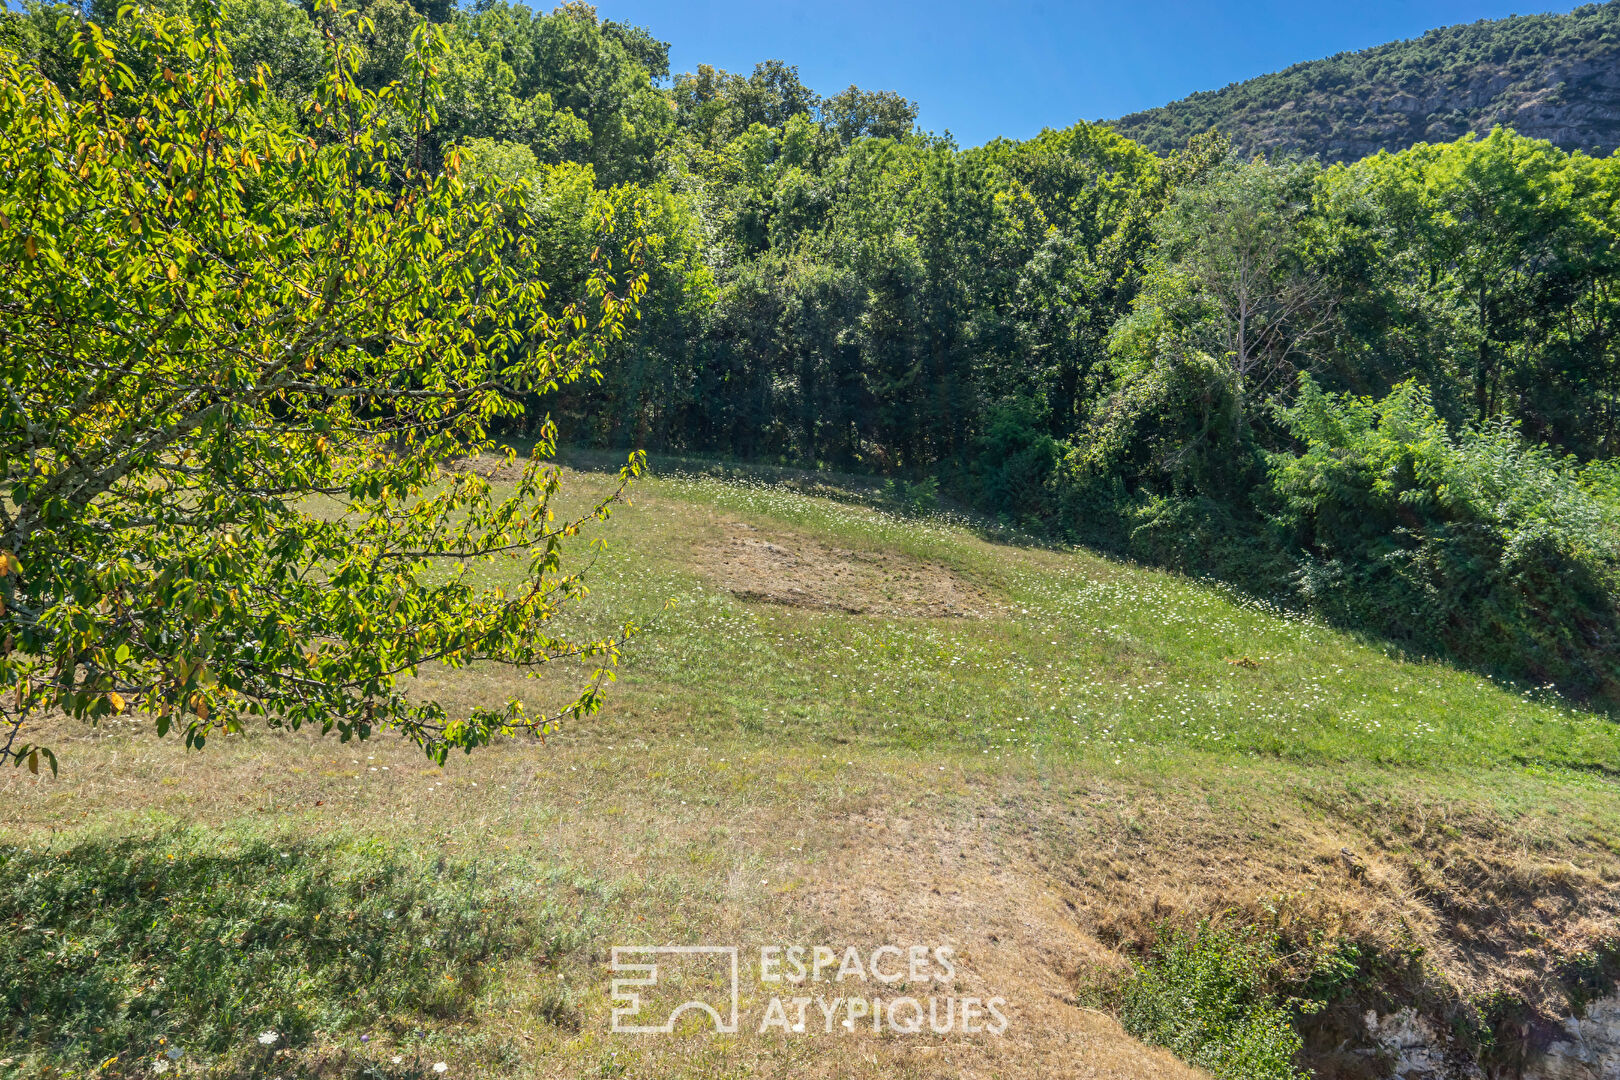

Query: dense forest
[4,0,1619,701]
[1108,1,1620,161]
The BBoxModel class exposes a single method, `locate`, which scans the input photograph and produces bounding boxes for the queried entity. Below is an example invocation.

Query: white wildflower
[257,1030,279,1046]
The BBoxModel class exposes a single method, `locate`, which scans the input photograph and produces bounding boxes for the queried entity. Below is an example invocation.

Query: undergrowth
[1113,919,1620,1080]
[1117,922,1308,1080]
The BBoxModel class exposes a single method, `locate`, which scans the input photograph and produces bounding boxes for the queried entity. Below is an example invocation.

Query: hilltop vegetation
[1107,1,1620,160]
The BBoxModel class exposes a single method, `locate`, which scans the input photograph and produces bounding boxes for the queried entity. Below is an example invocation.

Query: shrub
[1053,351,1248,537]
[1269,377,1620,696]
[882,475,941,516]
[964,400,1067,529]
[1118,922,1306,1080]
[1039,352,1296,588]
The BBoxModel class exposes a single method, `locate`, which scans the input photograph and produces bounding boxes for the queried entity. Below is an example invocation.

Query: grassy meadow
[3,458,1618,1079]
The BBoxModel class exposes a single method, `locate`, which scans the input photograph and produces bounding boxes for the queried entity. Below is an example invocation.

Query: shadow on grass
[0,829,588,1073]
[551,445,1064,552]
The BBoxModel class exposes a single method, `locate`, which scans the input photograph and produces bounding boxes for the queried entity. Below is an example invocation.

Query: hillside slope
[5,459,1619,1078]
[1105,1,1620,160]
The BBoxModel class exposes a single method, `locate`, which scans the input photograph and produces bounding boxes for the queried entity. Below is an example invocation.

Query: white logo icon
[610,946,740,1034]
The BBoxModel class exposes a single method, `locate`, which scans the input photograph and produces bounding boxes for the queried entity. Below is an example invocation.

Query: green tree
[601,18,669,82]
[0,6,647,772]
[1145,157,1333,436]
[819,85,916,143]
[216,0,327,104]
[1318,129,1620,453]
[672,60,819,150]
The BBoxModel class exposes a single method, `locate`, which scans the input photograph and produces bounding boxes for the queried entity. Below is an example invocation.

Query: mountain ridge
[1104,2,1620,160]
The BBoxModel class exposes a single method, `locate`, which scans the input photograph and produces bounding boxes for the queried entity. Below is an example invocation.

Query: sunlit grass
[4,457,1616,1079]
[501,464,1619,777]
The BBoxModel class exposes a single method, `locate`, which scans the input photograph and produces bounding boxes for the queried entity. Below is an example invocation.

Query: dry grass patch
[9,709,1619,1077]
[1,721,1217,1079]
[691,519,999,619]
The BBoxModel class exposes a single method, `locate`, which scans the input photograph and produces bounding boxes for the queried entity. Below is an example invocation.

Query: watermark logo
[608,944,1007,1037]
[609,946,740,1034]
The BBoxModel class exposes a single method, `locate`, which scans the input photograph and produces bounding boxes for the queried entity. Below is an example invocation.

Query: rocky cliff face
[1497,58,1620,155]
[1358,995,1620,1079]
[1297,56,1620,161]
[1533,994,1620,1079]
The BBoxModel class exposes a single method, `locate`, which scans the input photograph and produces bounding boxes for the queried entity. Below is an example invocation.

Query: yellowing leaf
[107,692,126,713]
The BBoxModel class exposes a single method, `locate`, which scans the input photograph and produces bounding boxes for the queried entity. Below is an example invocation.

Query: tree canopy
[0,4,647,770]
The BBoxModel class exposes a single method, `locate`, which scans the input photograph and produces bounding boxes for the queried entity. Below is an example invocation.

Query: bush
[882,475,941,516]
[1118,922,1307,1080]
[1116,493,1294,593]
[1036,352,1295,587]
[974,366,1620,700]
[0,830,590,1071]
[1269,378,1620,697]
[1053,352,1248,534]
[964,400,1067,529]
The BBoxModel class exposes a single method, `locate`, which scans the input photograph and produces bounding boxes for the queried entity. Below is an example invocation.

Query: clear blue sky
[594,1,1583,147]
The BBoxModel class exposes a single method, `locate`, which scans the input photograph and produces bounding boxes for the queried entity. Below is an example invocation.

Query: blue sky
[595,1,1582,147]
